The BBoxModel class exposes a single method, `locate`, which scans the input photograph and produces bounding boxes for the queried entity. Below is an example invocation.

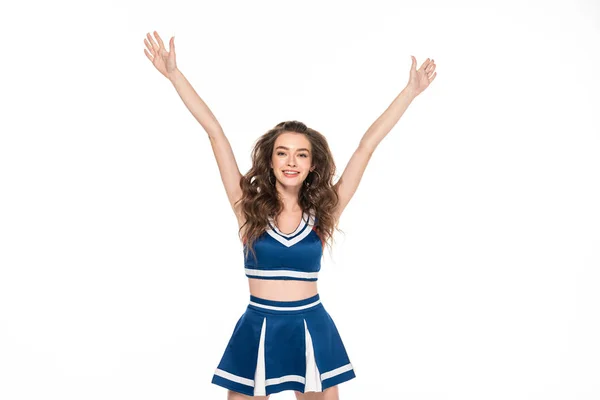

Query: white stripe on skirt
[265,374,305,385]
[248,299,321,312]
[253,317,267,396]
[213,368,254,387]
[304,319,322,391]
[321,362,354,381]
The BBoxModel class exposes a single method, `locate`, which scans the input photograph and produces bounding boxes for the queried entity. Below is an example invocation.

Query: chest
[244,209,323,263]
[272,210,305,235]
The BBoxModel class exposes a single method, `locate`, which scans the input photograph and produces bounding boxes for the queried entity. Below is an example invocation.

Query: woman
[144,31,436,399]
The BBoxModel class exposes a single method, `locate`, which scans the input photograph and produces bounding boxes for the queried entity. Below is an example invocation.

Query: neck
[275,182,303,213]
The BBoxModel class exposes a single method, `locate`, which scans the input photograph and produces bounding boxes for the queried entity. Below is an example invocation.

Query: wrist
[403,85,418,100]
[168,68,182,84]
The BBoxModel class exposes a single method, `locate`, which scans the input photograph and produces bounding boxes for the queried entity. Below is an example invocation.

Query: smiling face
[270,132,314,189]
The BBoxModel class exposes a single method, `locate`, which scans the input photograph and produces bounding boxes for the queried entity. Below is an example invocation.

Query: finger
[153,31,165,50]
[170,36,175,53]
[144,48,153,61]
[146,32,159,52]
[425,59,433,70]
[419,58,431,71]
[430,72,437,82]
[144,38,154,55]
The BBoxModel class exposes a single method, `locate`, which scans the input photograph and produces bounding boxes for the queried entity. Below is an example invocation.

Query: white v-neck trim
[266,209,316,247]
[268,210,308,238]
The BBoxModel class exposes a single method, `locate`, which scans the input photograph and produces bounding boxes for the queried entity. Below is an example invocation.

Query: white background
[1,0,599,399]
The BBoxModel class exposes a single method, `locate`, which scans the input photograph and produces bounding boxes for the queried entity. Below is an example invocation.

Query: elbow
[358,141,376,156]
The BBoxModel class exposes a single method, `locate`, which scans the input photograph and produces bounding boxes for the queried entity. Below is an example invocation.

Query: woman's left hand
[406,56,437,97]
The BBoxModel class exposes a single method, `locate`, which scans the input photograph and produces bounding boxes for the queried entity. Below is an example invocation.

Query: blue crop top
[244,209,323,281]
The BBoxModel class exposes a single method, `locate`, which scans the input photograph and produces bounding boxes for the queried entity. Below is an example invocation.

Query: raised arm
[144,32,243,219]
[333,56,437,221]
[168,69,243,211]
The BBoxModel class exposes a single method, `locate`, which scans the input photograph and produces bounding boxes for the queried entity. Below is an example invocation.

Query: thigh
[227,390,269,400]
[294,385,339,400]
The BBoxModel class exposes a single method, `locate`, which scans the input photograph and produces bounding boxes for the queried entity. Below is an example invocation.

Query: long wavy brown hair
[234,120,340,262]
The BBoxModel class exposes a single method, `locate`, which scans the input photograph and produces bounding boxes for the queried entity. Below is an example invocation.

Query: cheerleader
[144,31,436,400]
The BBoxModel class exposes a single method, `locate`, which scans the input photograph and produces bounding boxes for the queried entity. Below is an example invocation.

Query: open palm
[144,31,177,80]
[407,56,437,97]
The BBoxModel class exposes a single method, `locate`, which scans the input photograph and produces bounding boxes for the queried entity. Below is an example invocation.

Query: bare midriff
[248,278,318,301]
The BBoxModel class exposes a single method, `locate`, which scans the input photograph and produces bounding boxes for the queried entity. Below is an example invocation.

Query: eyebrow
[275,146,311,152]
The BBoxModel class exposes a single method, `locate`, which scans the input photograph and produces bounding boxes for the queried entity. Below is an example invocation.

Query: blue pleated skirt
[211,293,356,396]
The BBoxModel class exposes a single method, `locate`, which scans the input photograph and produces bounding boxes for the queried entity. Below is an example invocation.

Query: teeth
[283,171,299,174]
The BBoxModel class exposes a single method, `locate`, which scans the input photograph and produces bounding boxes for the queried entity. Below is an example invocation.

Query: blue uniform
[211,208,356,397]
[244,209,322,281]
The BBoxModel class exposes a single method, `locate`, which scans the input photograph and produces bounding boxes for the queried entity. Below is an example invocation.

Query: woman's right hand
[144,31,177,80]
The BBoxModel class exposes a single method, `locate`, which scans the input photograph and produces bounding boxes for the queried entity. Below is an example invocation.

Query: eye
[299,153,308,158]
[277,152,286,156]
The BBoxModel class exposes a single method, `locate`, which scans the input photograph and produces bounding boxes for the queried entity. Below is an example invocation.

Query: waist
[248,277,318,301]
[248,293,322,315]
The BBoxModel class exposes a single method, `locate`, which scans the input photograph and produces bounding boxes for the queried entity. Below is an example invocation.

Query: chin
[276,176,306,187]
